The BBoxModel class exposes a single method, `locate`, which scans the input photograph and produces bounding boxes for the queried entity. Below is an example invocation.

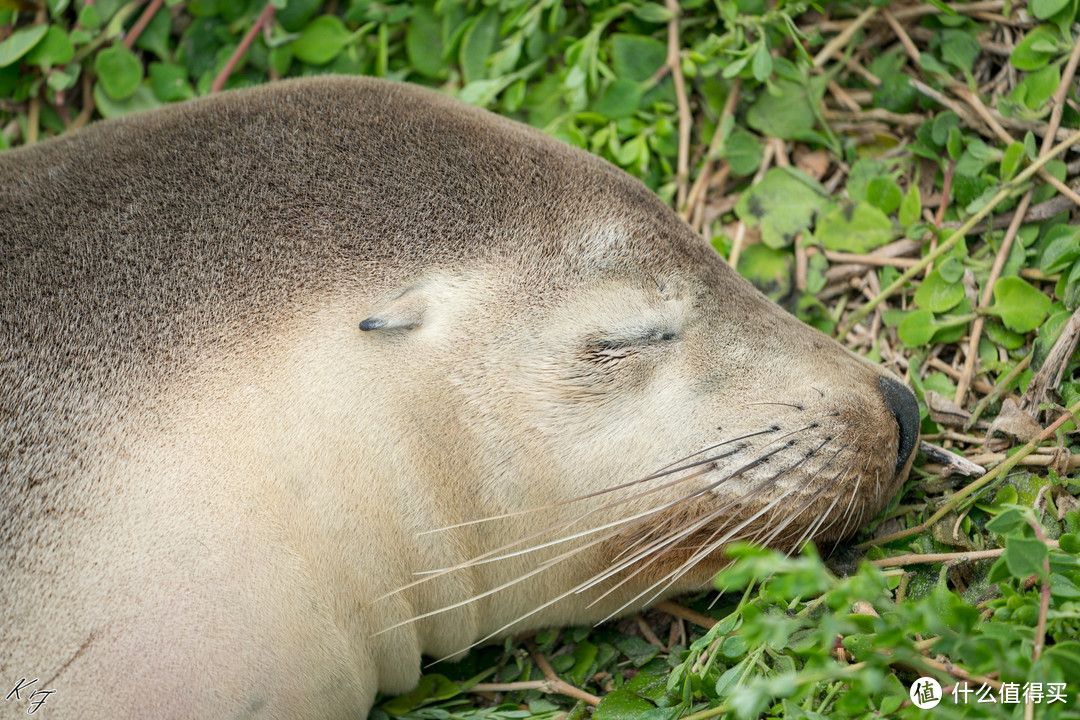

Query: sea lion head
[351,80,920,630]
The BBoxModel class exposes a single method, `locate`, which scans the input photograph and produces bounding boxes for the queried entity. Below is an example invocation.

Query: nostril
[877,375,920,476]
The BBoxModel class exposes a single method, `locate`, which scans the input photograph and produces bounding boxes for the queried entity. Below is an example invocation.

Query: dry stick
[858,398,1080,549]
[880,8,920,62]
[211,3,277,94]
[965,452,1080,469]
[943,193,1079,235]
[812,5,878,68]
[69,70,95,132]
[26,95,39,145]
[836,128,1080,340]
[823,251,917,268]
[666,0,691,210]
[470,658,602,706]
[826,79,861,112]
[918,657,1003,691]
[928,157,956,275]
[534,651,602,706]
[954,193,1032,405]
[869,541,1060,568]
[729,141,774,269]
[682,79,742,222]
[812,1,1005,28]
[657,600,717,628]
[124,0,165,50]
[636,615,665,647]
[1028,517,1053,664]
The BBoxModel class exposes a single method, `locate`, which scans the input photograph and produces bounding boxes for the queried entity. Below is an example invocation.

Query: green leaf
[148,63,195,102]
[568,640,598,685]
[0,23,48,68]
[866,177,902,214]
[746,79,816,141]
[1042,642,1080,678]
[985,320,1026,350]
[946,125,963,160]
[751,40,772,81]
[1022,63,1060,110]
[931,112,961,146]
[276,0,320,32]
[898,186,922,226]
[459,9,500,85]
[1010,25,1062,70]
[133,6,173,59]
[734,167,831,249]
[379,674,459,714]
[94,44,143,100]
[613,635,661,667]
[291,15,351,65]
[1060,533,1080,553]
[1032,0,1070,18]
[939,29,980,75]
[1003,536,1049,580]
[918,50,951,77]
[1050,573,1080,598]
[737,244,791,300]
[593,689,657,719]
[92,82,162,119]
[592,78,643,120]
[612,134,646,169]
[1034,310,1074,368]
[815,202,895,253]
[898,309,937,346]
[78,3,102,29]
[631,2,674,23]
[951,173,992,209]
[846,159,891,203]
[23,25,73,68]
[986,277,1052,333]
[1040,224,1080,273]
[405,2,445,80]
[1024,131,1039,159]
[915,270,965,312]
[610,34,667,82]
[1000,142,1025,182]
[874,71,917,113]
[723,128,762,177]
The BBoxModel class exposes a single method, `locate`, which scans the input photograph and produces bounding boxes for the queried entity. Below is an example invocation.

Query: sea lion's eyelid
[589,327,679,349]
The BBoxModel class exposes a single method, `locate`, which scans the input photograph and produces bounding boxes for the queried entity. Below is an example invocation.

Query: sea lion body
[0,77,918,718]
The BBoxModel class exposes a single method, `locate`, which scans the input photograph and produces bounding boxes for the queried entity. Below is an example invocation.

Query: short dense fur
[1,77,916,718]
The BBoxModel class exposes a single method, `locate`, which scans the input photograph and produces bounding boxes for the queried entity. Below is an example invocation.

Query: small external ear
[359,285,428,332]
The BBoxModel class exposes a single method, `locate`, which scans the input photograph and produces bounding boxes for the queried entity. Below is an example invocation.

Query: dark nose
[877,375,920,476]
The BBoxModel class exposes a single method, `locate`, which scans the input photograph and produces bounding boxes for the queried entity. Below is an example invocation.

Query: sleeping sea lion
[0,75,918,718]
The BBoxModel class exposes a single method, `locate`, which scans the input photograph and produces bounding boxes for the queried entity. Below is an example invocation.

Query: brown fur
[0,76,916,719]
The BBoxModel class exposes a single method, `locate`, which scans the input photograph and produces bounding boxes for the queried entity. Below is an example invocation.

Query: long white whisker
[586,439,835,618]
[415,429,777,536]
